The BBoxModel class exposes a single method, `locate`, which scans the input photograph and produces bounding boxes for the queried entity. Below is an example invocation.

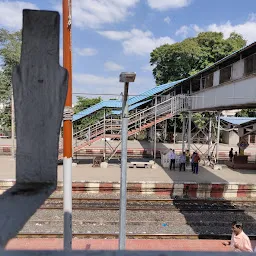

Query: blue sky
[1,0,256,102]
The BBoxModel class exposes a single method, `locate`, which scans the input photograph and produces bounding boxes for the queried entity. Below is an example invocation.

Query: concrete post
[11,91,15,158]
[12,10,68,183]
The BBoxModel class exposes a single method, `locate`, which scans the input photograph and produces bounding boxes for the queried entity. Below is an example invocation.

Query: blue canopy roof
[73,80,183,122]
[111,100,151,115]
[220,117,256,125]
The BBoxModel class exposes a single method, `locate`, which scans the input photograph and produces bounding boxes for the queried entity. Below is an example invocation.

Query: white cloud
[175,25,189,37]
[75,48,98,56]
[207,21,256,44]
[104,61,124,71]
[177,15,256,45]
[98,29,175,55]
[55,0,139,29]
[147,0,191,10]
[141,64,155,72]
[73,73,154,99]
[0,1,39,30]
[164,16,171,24]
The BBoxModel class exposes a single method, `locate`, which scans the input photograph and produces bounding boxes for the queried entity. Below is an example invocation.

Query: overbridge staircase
[58,95,190,159]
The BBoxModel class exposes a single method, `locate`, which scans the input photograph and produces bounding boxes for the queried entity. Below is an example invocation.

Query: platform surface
[5,238,256,251]
[1,156,255,184]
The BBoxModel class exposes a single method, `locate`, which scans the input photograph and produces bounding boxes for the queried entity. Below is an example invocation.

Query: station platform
[6,238,256,251]
[1,156,255,198]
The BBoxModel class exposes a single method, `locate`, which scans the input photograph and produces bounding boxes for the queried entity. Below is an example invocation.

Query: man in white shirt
[169,149,176,170]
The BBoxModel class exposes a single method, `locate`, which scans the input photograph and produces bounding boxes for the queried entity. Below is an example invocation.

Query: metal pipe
[11,91,15,158]
[216,113,221,163]
[154,96,157,160]
[63,0,72,250]
[119,82,129,250]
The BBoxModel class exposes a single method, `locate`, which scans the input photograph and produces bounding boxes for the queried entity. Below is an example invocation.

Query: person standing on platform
[192,151,200,174]
[191,152,195,172]
[223,221,253,252]
[169,149,176,170]
[179,152,186,172]
[229,148,234,162]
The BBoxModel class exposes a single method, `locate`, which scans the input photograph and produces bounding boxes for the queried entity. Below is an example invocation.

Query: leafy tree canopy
[0,29,21,132]
[73,96,105,131]
[150,32,246,85]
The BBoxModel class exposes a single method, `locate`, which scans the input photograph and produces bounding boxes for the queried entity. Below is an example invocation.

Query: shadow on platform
[0,183,55,248]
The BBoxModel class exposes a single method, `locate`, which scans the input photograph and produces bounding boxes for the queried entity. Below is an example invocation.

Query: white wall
[232,60,244,80]
[191,75,256,110]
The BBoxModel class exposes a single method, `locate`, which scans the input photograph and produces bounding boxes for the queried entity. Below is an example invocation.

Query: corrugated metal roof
[220,117,256,125]
[73,80,182,122]
[72,100,121,122]
[127,79,184,105]
[111,100,151,115]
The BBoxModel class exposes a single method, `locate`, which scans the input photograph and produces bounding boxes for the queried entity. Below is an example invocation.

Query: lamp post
[119,72,136,250]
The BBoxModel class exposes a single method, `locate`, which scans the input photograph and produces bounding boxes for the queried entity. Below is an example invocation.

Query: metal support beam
[182,115,186,153]
[154,96,157,160]
[188,112,192,152]
[216,113,221,163]
[174,117,176,144]
[208,118,212,157]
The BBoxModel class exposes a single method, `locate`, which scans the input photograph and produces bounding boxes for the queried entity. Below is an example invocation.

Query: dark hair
[232,221,243,228]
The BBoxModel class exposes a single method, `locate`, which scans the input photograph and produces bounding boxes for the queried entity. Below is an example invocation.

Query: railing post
[88,126,90,142]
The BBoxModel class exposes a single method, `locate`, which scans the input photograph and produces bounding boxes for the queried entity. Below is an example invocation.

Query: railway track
[42,198,256,211]
[16,233,256,240]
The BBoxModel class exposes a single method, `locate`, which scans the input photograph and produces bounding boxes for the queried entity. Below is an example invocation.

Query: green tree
[73,96,106,131]
[150,32,246,85]
[0,29,21,132]
[235,109,256,117]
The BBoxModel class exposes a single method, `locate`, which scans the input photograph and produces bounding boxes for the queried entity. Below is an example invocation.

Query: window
[250,134,256,144]
[219,66,232,84]
[244,54,256,76]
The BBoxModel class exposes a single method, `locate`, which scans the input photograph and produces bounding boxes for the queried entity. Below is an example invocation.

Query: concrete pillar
[12,10,68,183]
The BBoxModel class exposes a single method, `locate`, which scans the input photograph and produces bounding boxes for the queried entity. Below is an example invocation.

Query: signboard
[237,139,249,150]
